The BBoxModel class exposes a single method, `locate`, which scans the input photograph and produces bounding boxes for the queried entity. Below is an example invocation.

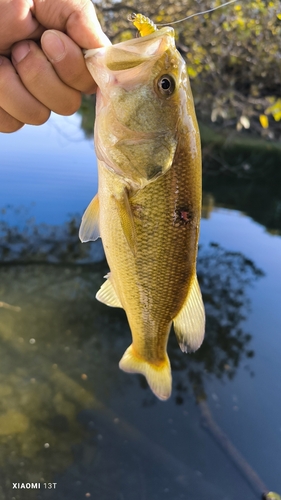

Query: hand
[0,0,110,133]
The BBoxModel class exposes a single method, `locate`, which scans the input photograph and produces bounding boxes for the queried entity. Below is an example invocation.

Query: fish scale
[105,143,199,333]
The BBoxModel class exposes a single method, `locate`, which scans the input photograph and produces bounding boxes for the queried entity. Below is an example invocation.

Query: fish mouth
[84,27,174,72]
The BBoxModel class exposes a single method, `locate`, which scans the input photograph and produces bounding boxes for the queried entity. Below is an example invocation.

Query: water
[1,113,97,225]
[0,113,280,500]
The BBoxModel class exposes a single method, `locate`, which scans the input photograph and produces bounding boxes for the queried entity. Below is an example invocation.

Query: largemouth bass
[80,14,205,401]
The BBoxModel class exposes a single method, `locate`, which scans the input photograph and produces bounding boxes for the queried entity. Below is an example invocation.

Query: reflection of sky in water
[0,113,97,224]
[201,208,281,491]
[1,114,281,497]
[201,209,281,350]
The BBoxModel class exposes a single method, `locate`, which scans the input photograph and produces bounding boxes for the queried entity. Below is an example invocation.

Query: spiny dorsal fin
[173,275,205,353]
[96,274,123,308]
[79,194,100,243]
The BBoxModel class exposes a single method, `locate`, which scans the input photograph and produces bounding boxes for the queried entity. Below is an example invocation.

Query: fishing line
[156,0,238,26]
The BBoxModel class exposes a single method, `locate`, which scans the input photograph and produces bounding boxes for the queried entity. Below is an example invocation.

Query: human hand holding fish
[0,0,110,133]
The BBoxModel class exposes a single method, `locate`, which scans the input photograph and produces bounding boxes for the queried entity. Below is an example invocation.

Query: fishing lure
[127,12,157,36]
[128,0,238,33]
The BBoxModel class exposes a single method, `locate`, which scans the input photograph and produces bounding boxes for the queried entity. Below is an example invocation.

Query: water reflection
[0,266,100,496]
[0,208,265,497]
[202,148,281,235]
[0,207,103,264]
[142,242,264,405]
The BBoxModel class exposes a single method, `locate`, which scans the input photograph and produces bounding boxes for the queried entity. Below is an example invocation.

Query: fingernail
[12,42,30,63]
[42,31,66,62]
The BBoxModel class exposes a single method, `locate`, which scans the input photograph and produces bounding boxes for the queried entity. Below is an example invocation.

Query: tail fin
[119,345,172,401]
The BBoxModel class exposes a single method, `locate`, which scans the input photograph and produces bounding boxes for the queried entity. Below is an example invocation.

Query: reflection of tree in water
[199,242,263,378]
[0,210,265,496]
[0,206,103,264]
[0,210,263,401]
[203,172,281,236]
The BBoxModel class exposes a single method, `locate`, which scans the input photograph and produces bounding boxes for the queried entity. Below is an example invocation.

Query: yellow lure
[128,13,157,36]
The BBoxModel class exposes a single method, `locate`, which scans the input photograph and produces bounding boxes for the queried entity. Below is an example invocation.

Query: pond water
[0,112,280,500]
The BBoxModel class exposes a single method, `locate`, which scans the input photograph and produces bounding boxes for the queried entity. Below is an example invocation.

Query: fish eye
[157,74,176,97]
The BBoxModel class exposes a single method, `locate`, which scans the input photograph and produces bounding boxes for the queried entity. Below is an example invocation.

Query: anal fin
[79,194,100,243]
[173,275,205,353]
[96,274,123,308]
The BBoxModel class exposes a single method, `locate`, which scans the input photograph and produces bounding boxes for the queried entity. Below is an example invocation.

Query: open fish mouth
[84,26,174,72]
[84,27,183,189]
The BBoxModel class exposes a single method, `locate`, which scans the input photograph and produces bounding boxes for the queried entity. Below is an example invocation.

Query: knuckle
[12,42,50,85]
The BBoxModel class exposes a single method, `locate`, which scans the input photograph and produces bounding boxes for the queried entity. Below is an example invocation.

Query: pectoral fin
[79,194,100,242]
[96,273,123,308]
[173,275,205,353]
[114,188,136,254]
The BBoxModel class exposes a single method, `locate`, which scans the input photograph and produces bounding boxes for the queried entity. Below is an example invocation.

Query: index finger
[33,0,111,49]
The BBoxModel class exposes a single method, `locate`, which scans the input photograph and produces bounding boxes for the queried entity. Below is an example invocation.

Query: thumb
[34,0,111,49]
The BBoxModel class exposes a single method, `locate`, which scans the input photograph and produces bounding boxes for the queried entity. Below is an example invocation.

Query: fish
[80,14,205,401]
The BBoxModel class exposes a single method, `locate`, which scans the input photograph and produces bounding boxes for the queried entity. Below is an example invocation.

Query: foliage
[77,94,96,137]
[94,0,281,139]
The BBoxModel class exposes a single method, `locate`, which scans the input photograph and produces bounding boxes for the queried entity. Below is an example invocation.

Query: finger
[41,30,97,94]
[34,0,111,48]
[0,106,24,133]
[0,0,44,55]
[0,55,50,125]
[12,41,81,116]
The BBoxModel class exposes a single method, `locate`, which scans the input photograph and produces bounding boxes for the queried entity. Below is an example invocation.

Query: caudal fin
[119,345,172,401]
